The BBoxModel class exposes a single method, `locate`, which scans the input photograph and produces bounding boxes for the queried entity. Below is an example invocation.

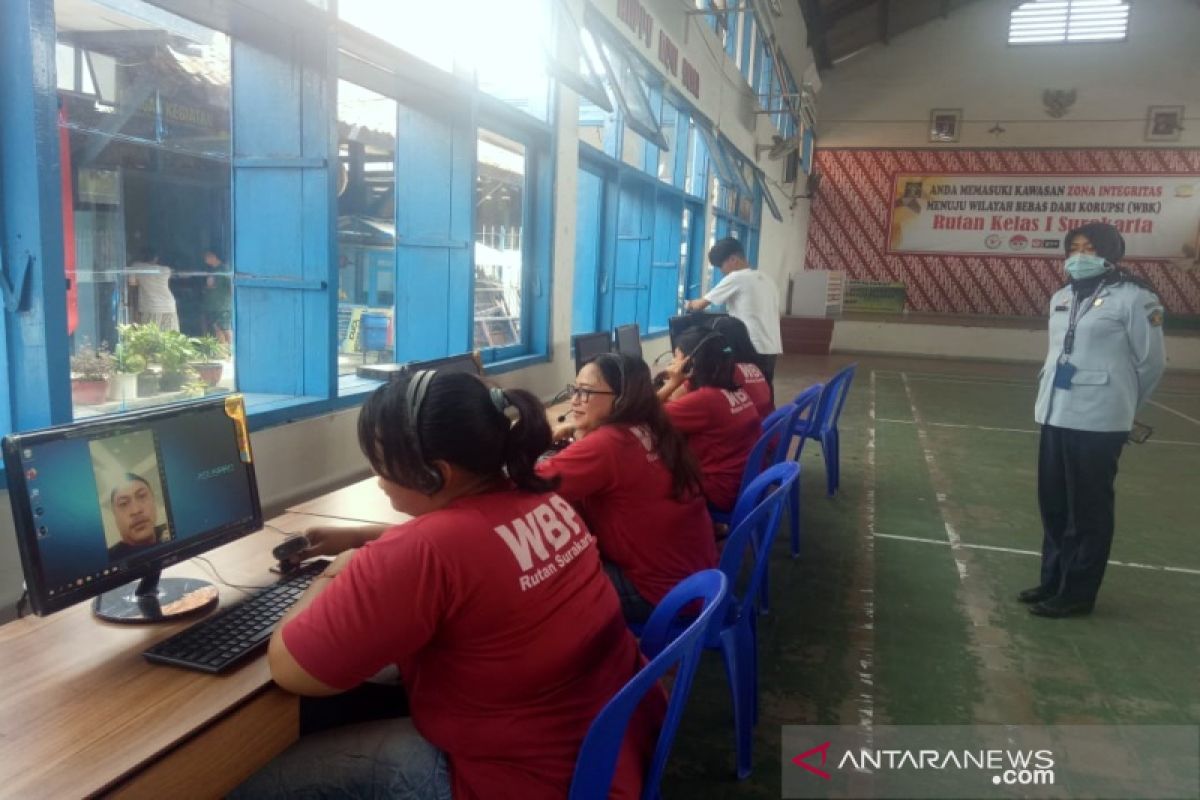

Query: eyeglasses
[566,384,616,403]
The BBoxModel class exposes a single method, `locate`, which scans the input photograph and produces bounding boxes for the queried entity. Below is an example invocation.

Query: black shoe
[1029,598,1094,618]
[1017,586,1053,604]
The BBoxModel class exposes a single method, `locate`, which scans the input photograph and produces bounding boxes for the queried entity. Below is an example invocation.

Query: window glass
[685,121,706,197]
[56,0,232,419]
[339,0,551,121]
[622,124,645,170]
[474,131,527,349]
[597,38,666,149]
[657,102,679,183]
[336,81,397,384]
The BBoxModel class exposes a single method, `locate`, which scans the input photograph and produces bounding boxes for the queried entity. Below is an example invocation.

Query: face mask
[1065,253,1109,280]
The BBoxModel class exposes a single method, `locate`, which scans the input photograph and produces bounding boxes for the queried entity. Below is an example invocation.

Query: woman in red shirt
[537,353,716,623]
[235,372,660,800]
[658,328,761,513]
[713,315,775,417]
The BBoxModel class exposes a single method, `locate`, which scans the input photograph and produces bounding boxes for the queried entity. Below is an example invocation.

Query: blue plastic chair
[568,570,729,800]
[792,363,856,502]
[781,384,822,557]
[710,405,799,528]
[708,463,799,779]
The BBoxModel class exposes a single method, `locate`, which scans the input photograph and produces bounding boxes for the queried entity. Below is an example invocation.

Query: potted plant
[157,330,197,392]
[118,323,164,397]
[70,344,115,405]
[188,335,229,387]
[109,346,147,401]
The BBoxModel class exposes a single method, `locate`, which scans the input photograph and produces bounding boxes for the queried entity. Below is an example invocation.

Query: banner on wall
[887,173,1200,260]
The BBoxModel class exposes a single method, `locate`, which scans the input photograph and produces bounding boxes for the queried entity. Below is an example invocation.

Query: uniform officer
[1022,222,1166,617]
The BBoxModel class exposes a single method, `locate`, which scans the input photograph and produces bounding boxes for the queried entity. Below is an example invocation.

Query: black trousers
[1036,424,1128,605]
[760,354,778,402]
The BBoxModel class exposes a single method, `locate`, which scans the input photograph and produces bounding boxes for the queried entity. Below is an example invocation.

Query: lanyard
[1061,283,1105,359]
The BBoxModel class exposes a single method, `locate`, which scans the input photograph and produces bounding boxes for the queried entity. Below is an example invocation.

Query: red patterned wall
[806,149,1200,316]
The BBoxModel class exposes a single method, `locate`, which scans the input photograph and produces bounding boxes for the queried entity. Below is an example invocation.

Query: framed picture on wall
[1145,106,1184,142]
[929,109,961,143]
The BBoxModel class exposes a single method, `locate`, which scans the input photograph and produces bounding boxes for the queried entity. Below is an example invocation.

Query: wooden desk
[0,512,333,800]
[289,402,573,528]
[288,478,411,526]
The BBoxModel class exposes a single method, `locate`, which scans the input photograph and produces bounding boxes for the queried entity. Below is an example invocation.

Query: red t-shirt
[536,424,717,604]
[282,489,663,800]
[665,387,760,512]
[734,362,774,420]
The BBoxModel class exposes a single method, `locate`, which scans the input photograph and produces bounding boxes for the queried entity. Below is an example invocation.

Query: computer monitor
[572,331,612,374]
[3,395,263,622]
[668,312,728,351]
[614,323,641,359]
[356,351,482,381]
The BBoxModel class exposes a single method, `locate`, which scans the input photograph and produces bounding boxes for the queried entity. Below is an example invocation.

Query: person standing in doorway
[201,248,232,346]
[1022,222,1166,618]
[685,237,783,395]
[127,247,179,332]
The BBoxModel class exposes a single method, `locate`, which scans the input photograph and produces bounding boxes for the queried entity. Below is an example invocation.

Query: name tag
[1053,362,1076,389]
[1053,305,1068,312]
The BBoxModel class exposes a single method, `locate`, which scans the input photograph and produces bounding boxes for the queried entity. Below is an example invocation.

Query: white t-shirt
[704,268,782,354]
[130,262,177,314]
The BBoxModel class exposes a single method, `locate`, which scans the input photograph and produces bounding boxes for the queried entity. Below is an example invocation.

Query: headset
[404,369,444,494]
[681,332,725,373]
[595,352,629,413]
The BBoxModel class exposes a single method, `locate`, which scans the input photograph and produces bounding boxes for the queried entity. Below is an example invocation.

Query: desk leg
[105,686,298,799]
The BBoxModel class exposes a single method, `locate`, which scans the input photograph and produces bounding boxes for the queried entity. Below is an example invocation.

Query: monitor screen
[573,332,612,374]
[614,323,641,359]
[668,312,728,350]
[3,395,262,617]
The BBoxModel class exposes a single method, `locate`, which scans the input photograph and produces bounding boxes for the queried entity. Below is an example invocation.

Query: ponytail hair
[675,327,738,391]
[492,386,560,493]
[357,371,557,494]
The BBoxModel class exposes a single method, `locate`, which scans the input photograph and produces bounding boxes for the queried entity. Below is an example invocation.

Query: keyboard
[143,559,331,673]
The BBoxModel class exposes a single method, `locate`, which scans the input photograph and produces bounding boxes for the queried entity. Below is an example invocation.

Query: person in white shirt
[127,248,179,332]
[685,237,782,393]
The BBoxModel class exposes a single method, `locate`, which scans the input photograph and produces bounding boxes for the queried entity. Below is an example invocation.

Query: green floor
[665,355,1200,798]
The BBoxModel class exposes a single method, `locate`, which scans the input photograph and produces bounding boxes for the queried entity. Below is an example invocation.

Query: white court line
[872,531,1200,577]
[855,371,878,742]
[875,370,1200,399]
[901,372,969,581]
[1149,399,1200,427]
[875,417,1200,447]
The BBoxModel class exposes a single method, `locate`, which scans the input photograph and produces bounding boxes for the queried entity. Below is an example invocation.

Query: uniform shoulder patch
[1148,308,1164,327]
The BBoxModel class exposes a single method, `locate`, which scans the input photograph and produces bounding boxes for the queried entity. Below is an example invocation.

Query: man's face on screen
[112,479,158,545]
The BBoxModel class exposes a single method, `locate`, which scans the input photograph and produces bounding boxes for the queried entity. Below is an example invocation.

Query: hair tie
[489,387,510,413]
[722,346,733,354]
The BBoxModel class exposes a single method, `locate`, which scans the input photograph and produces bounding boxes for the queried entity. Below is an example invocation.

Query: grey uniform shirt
[1034,281,1166,432]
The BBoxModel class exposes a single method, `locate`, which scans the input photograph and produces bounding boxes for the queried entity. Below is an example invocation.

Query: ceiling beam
[799,0,833,70]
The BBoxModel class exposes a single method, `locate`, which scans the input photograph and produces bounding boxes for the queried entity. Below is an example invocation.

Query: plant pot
[109,372,139,401]
[191,362,224,387]
[72,379,109,406]
[159,371,187,392]
[70,381,108,407]
[137,371,160,397]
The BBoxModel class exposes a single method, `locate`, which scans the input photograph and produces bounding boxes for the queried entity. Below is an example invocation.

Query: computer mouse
[272,534,310,562]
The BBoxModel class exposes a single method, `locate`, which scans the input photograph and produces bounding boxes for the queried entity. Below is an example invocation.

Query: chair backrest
[569,570,729,800]
[718,462,800,616]
[810,365,856,436]
[825,364,857,433]
[760,402,804,465]
[733,410,794,500]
